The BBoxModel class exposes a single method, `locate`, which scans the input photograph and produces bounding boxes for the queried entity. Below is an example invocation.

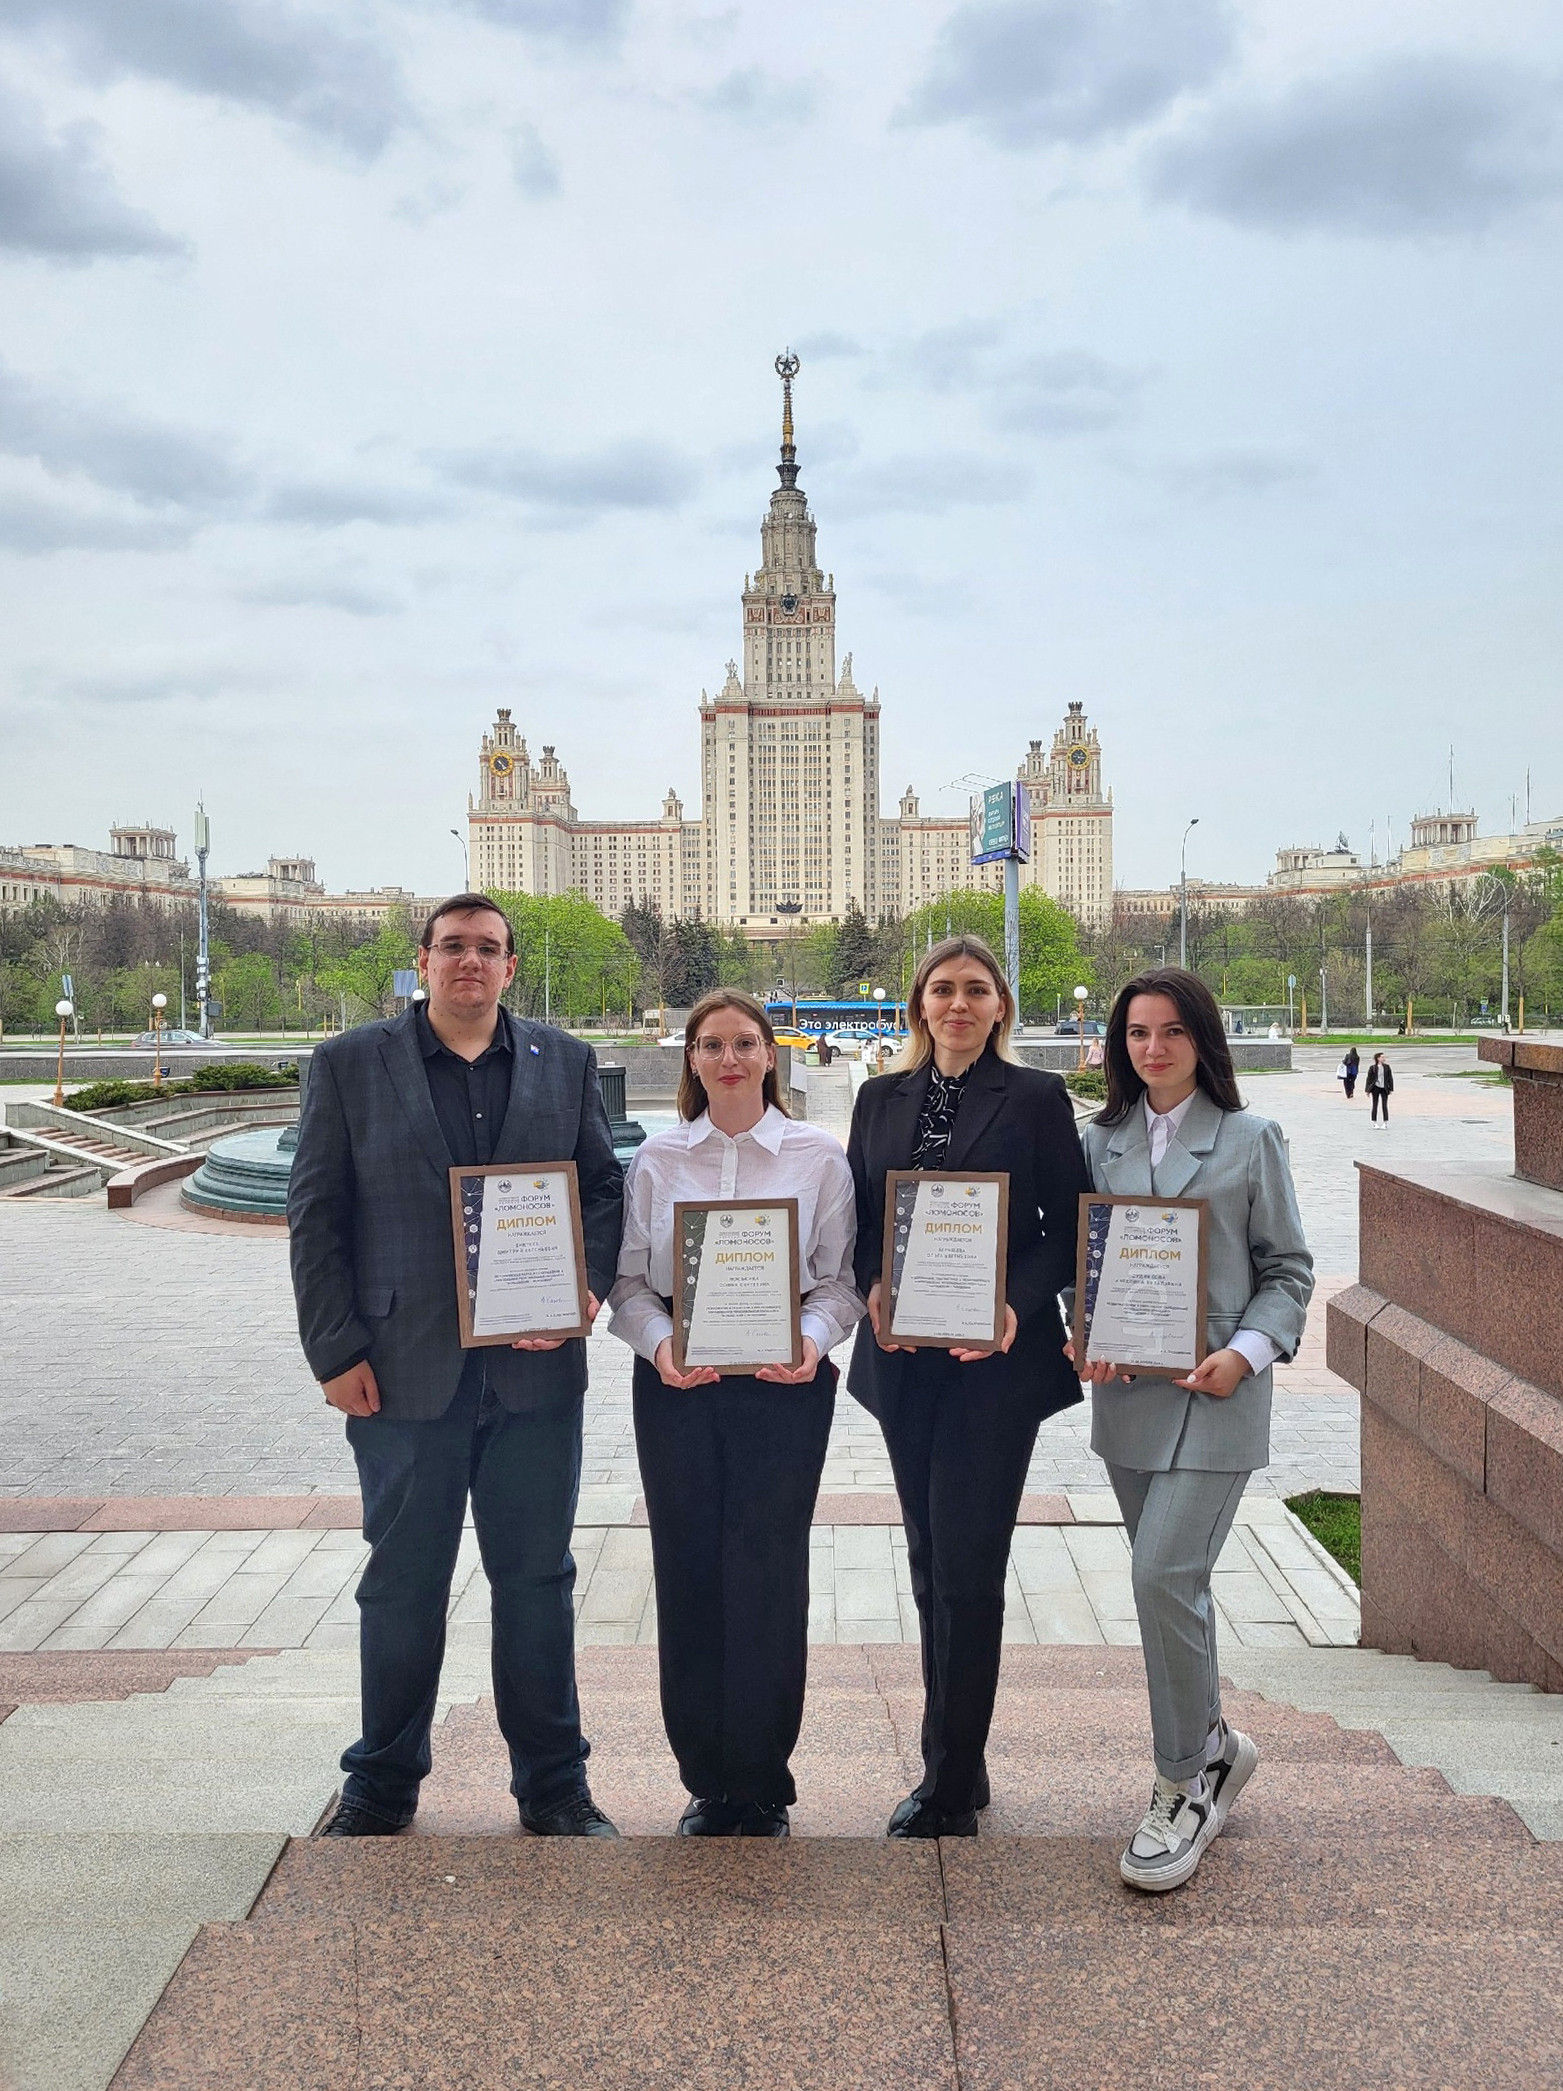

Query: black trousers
[879,1355,1042,1812]
[633,1355,835,1806]
[1371,1087,1389,1121]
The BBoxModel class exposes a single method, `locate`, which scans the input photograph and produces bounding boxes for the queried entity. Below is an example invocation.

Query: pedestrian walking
[1338,1045,1360,1101]
[847,935,1088,1839]
[1365,1051,1394,1125]
[288,894,627,1839]
[1072,967,1313,1891]
[608,990,863,1838]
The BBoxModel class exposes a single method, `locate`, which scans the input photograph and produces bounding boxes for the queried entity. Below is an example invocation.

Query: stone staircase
[3,1643,1558,2089]
[0,1127,114,1199]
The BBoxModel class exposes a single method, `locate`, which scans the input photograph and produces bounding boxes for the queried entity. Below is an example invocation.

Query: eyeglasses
[693,1037,766,1060]
[430,940,509,962]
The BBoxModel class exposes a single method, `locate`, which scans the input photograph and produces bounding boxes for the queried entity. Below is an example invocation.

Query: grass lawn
[1286,1490,1361,1585]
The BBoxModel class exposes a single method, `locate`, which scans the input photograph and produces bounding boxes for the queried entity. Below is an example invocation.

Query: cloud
[830,451,1028,519]
[0,360,247,507]
[696,69,818,123]
[899,325,1145,435]
[448,0,630,47]
[5,0,412,157]
[793,332,866,362]
[901,0,1235,149]
[1149,55,1563,237]
[262,479,451,527]
[435,440,700,522]
[0,76,184,260]
[236,571,401,615]
[508,122,561,198]
[1163,447,1316,499]
[0,489,192,553]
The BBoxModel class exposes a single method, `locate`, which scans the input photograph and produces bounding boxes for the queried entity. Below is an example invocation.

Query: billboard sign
[970,782,1031,865]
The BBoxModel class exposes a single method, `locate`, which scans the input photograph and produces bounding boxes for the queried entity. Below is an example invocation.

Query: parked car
[133,1028,217,1047]
[1054,1018,1104,1037]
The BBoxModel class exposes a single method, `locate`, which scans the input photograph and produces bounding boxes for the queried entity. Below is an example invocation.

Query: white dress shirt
[1143,1092,1280,1379]
[608,1105,865,1365]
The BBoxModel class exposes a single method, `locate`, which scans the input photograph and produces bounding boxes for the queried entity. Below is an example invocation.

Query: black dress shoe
[520,1792,619,1838]
[735,1801,789,1838]
[886,1795,978,1839]
[320,1798,407,1838]
[677,1796,747,1837]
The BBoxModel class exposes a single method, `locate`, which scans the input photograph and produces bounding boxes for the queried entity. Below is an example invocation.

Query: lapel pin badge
[529,1043,540,1055]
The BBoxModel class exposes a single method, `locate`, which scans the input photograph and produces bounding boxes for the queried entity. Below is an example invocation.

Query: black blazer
[287,1008,624,1421]
[845,1047,1089,1423]
[1365,1060,1394,1094]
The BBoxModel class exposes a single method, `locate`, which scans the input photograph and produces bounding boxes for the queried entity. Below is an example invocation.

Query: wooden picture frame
[1072,1192,1209,1377]
[879,1170,1010,1352]
[671,1196,803,1376]
[449,1160,592,1349]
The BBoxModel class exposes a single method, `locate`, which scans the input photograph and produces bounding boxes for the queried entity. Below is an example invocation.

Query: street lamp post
[873,986,886,1067]
[151,992,168,1090]
[449,829,469,888]
[1318,967,1328,1035]
[193,804,212,1040]
[1073,984,1089,1072]
[52,999,73,1107]
[1179,819,1200,970]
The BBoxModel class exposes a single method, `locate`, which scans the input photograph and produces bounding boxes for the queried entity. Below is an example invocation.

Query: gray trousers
[1105,1464,1251,1781]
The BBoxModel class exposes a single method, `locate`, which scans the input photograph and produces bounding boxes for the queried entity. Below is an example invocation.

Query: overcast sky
[0,0,1559,898]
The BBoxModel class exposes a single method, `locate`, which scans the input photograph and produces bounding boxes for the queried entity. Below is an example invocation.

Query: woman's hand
[512,1293,599,1353]
[1174,1348,1251,1399]
[652,1337,720,1390]
[950,1304,1017,1364]
[756,1337,821,1386]
[867,1281,914,1354]
[1063,1339,1134,1386]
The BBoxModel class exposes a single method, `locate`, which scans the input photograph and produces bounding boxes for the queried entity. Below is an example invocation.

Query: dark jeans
[342,1356,588,1825]
[1371,1088,1389,1121]
[633,1355,835,1807]
[880,1353,1042,1812]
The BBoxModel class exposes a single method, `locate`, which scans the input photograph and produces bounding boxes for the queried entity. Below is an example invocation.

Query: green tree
[832,902,876,994]
[904,888,1089,1022]
[318,915,417,1023]
[216,952,283,1031]
[493,891,639,1026]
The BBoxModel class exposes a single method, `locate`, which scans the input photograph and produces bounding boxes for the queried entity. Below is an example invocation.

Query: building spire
[774,348,800,489]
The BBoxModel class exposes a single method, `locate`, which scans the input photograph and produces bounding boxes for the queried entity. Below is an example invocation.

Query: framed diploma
[672,1198,802,1375]
[880,1171,1009,1351]
[449,1162,592,1348]
[1073,1194,1209,1376]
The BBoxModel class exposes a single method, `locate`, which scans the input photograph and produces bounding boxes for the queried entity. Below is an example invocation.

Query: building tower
[1018,701,1113,926]
[700,353,881,930]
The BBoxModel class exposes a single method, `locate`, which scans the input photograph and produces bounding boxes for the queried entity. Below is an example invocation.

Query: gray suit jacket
[287,1009,624,1422]
[1079,1092,1313,1473]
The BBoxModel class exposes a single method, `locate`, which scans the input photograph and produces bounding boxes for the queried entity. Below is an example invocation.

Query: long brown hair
[1097,967,1244,1126]
[677,989,791,1122]
[890,935,1019,1075]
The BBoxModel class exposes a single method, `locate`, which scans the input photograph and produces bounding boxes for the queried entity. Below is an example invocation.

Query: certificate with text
[672,1199,802,1375]
[880,1171,1009,1351]
[1073,1194,1208,1376]
[449,1162,591,1348]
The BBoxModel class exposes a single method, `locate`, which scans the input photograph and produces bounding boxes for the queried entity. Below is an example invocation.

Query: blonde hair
[677,989,791,1122]
[889,935,1019,1075]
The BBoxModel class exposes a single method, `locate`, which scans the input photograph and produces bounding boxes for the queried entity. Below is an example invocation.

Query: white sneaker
[1205,1722,1259,1830]
[1119,1772,1217,1893]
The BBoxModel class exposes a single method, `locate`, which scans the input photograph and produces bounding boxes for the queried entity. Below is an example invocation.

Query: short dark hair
[419,894,515,955]
[1097,967,1244,1125]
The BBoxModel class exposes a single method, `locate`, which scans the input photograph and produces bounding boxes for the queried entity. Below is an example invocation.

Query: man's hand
[756,1337,821,1386]
[950,1303,1018,1365]
[322,1360,380,1416]
[652,1337,721,1389]
[1174,1348,1251,1399]
[512,1292,600,1353]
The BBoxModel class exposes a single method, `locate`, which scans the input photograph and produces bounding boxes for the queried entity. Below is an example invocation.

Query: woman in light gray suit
[1073,967,1312,1893]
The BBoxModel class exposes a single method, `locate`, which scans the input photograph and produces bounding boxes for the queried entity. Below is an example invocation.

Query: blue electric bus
[765,997,908,1040]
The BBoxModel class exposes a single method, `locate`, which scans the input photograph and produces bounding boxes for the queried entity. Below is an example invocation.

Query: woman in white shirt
[608,989,863,1837]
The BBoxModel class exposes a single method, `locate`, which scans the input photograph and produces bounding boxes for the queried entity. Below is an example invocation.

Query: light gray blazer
[1078,1091,1313,1473]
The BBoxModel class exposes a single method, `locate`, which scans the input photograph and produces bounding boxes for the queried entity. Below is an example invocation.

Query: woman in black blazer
[847,935,1089,1837]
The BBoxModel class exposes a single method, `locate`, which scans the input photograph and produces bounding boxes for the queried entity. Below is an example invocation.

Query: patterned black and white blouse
[911,1062,971,1170]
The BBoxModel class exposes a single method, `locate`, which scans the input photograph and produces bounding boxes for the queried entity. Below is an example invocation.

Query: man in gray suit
[288,894,625,1837]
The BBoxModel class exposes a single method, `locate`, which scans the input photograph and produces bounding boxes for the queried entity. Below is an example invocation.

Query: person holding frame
[1073,967,1312,1891]
[607,990,863,1837]
[847,936,1089,1839]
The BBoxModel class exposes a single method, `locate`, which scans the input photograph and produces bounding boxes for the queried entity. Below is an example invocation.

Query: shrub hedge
[65,1063,298,1113]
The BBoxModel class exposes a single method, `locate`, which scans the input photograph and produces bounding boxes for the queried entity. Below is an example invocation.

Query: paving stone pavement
[0,1046,1508,1503]
[0,1494,1361,1655]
